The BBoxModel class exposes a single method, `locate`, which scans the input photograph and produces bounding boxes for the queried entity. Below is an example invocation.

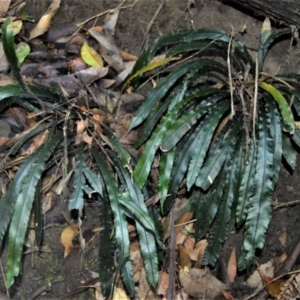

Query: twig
[0,259,9,299]
[138,0,165,54]
[252,54,259,143]
[227,26,235,119]
[77,0,139,28]
[26,279,63,300]
[272,199,300,209]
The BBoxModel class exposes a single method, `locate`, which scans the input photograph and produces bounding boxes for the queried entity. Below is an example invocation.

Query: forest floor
[1,0,300,299]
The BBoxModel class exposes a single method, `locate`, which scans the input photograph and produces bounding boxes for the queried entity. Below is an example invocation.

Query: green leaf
[83,167,103,196]
[69,145,86,210]
[187,101,230,190]
[160,90,227,151]
[203,136,241,266]
[193,165,227,241]
[92,150,130,266]
[108,151,159,289]
[15,42,30,66]
[258,27,290,72]
[98,192,115,297]
[158,148,175,201]
[34,179,42,247]
[120,259,135,297]
[162,123,204,214]
[6,134,62,287]
[260,82,295,134]
[266,97,282,185]
[195,124,239,190]
[236,139,256,227]
[129,59,224,131]
[282,133,296,169]
[2,19,31,93]
[133,101,178,189]
[240,105,274,269]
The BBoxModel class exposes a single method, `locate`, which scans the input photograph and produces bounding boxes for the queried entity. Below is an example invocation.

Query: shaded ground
[1,0,300,299]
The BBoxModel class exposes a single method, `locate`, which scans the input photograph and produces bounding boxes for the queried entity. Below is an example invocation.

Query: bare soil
[1,0,300,299]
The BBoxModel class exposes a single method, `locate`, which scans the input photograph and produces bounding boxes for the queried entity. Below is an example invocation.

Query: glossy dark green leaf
[282,133,297,169]
[236,139,256,227]
[187,101,230,190]
[195,124,239,190]
[69,145,85,210]
[158,148,175,202]
[34,179,42,247]
[260,82,295,134]
[161,90,227,151]
[92,150,130,267]
[98,192,115,297]
[6,134,62,287]
[240,105,274,269]
[203,135,242,266]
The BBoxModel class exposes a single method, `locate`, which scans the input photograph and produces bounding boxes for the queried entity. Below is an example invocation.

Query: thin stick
[138,0,165,54]
[252,54,259,143]
[0,259,9,299]
[227,26,235,119]
[77,0,139,28]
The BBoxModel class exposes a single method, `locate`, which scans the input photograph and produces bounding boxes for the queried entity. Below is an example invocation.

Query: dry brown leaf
[29,0,61,40]
[83,131,93,148]
[190,239,208,263]
[227,248,237,283]
[41,192,56,214]
[256,261,283,298]
[61,224,79,258]
[76,119,87,135]
[175,212,193,234]
[176,223,193,245]
[0,0,11,17]
[157,272,169,296]
[278,229,287,247]
[88,28,124,73]
[21,129,49,156]
[184,236,195,253]
[179,267,227,299]
[178,244,192,269]
[222,290,235,300]
[119,49,138,61]
[0,136,9,147]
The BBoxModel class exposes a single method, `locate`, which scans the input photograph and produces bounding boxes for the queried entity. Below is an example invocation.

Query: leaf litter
[0,0,299,299]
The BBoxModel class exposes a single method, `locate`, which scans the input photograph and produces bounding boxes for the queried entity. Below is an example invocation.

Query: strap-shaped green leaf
[240,105,274,269]
[203,135,242,266]
[108,151,159,289]
[187,101,230,190]
[34,179,42,247]
[158,148,175,202]
[258,27,290,72]
[120,259,135,297]
[195,124,239,190]
[193,166,227,241]
[160,90,226,151]
[69,144,86,210]
[259,83,295,134]
[83,167,102,196]
[236,140,256,227]
[129,59,223,131]
[92,150,130,267]
[163,123,204,214]
[98,191,115,298]
[282,132,296,169]
[6,134,62,287]
[266,97,282,185]
[133,102,178,189]
[277,85,300,117]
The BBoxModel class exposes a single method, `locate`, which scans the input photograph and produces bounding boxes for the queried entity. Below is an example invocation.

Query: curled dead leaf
[61,224,79,258]
[29,0,61,40]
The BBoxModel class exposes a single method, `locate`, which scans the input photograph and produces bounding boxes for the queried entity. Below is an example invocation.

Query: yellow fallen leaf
[61,224,79,258]
[113,287,129,300]
[81,42,103,68]
[29,0,61,40]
